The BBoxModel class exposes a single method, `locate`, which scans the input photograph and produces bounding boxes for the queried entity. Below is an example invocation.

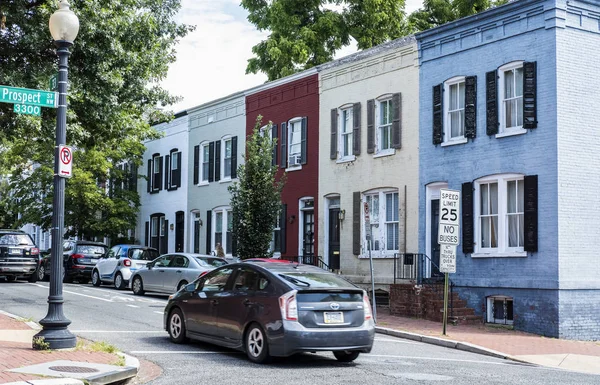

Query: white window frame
[221,135,233,182]
[159,216,166,237]
[486,296,514,325]
[473,173,527,258]
[287,117,303,171]
[151,217,158,237]
[374,96,395,157]
[270,213,281,258]
[152,155,160,191]
[498,61,527,138]
[338,104,355,162]
[442,76,468,146]
[361,189,399,258]
[212,206,233,256]
[199,142,210,185]
[170,150,179,188]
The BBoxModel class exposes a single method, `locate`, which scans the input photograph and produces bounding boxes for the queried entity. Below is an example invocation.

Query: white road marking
[130,350,243,354]
[364,354,519,366]
[126,304,140,308]
[29,283,113,302]
[154,311,163,315]
[374,337,420,345]
[28,283,167,304]
[71,330,164,333]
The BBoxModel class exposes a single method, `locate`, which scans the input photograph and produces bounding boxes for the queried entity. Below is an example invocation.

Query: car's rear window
[277,272,354,288]
[76,245,107,254]
[297,292,363,303]
[196,257,228,268]
[0,234,35,246]
[129,248,159,261]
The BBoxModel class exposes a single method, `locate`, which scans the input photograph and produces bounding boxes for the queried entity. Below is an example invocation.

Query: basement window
[486,296,514,325]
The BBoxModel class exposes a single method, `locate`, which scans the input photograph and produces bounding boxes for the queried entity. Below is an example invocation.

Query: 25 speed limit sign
[438,189,460,245]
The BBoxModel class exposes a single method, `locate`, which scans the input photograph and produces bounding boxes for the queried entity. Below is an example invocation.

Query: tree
[241,0,408,81]
[407,0,509,32]
[229,117,285,259]
[0,1,192,240]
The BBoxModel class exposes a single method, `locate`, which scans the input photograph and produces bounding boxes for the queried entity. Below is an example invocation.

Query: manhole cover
[49,366,100,373]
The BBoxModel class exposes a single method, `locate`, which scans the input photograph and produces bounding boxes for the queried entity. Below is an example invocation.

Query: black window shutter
[131,162,138,192]
[353,191,361,255]
[208,142,215,182]
[433,84,443,145]
[486,70,499,135]
[465,76,477,138]
[231,136,238,178]
[145,221,149,247]
[157,156,163,191]
[330,109,338,160]
[300,117,308,165]
[164,154,170,190]
[175,152,181,187]
[462,182,474,254]
[214,140,221,182]
[523,62,537,129]
[231,211,238,257]
[193,145,199,185]
[280,122,287,169]
[163,220,169,254]
[147,159,151,193]
[366,99,375,154]
[280,204,287,254]
[524,175,538,252]
[206,210,212,254]
[392,92,402,149]
[271,124,278,166]
[353,102,361,155]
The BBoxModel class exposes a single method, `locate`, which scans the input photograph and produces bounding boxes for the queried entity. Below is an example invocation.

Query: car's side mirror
[146,262,153,269]
[185,283,195,292]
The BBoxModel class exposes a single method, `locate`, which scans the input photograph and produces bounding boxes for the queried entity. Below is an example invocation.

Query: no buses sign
[438,188,461,274]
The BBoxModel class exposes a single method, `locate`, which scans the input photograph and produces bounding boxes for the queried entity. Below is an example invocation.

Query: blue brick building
[417,0,600,339]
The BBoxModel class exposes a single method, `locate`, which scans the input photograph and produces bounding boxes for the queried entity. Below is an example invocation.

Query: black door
[175,211,184,252]
[328,208,340,270]
[302,210,315,264]
[431,199,442,277]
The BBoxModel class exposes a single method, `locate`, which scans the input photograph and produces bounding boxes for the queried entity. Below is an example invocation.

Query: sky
[163,0,424,112]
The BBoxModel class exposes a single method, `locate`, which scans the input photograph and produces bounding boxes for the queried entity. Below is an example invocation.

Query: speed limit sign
[438,189,460,245]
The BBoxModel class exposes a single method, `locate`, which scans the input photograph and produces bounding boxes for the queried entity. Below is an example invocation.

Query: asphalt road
[1,280,598,385]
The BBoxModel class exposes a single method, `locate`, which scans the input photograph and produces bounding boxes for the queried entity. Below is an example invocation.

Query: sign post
[364,202,377,323]
[438,189,461,335]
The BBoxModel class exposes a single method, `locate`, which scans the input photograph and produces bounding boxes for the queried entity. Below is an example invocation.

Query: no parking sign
[58,145,73,178]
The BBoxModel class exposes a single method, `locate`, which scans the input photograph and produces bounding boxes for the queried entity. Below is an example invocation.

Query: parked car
[40,240,107,283]
[243,258,293,264]
[0,230,40,283]
[163,261,375,364]
[131,253,228,296]
[92,245,159,289]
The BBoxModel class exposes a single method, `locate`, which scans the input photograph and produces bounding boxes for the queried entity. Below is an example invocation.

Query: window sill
[285,165,302,172]
[336,156,356,164]
[496,128,527,139]
[219,178,232,184]
[373,149,395,159]
[149,190,160,195]
[358,252,397,259]
[441,137,468,147]
[471,252,527,258]
[197,181,209,187]
[167,186,179,191]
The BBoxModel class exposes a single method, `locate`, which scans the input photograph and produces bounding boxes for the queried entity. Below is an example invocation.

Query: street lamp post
[33,0,79,350]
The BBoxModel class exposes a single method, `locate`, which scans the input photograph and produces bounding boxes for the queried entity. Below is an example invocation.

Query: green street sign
[50,75,58,92]
[14,104,41,116]
[0,85,57,108]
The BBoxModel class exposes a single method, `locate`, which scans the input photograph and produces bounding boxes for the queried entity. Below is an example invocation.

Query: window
[169,255,189,268]
[339,107,353,158]
[159,216,166,237]
[444,77,465,142]
[193,211,201,253]
[475,174,525,255]
[151,217,158,237]
[288,119,302,166]
[154,255,174,268]
[377,99,393,152]
[169,150,181,189]
[223,138,232,179]
[198,268,234,292]
[362,190,399,256]
[487,296,514,325]
[270,213,281,255]
[499,62,524,133]
[152,155,161,191]
[234,268,262,291]
[201,143,210,183]
[213,208,233,255]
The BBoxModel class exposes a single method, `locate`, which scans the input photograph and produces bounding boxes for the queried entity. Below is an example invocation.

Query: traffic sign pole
[443,272,449,335]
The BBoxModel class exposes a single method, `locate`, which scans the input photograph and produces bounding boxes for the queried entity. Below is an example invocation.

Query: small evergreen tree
[229,117,285,259]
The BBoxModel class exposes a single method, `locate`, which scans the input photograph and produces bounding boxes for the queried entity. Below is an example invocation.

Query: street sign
[13,104,41,116]
[58,145,73,178]
[364,202,372,240]
[439,244,457,273]
[50,74,58,92]
[438,189,461,246]
[0,85,58,108]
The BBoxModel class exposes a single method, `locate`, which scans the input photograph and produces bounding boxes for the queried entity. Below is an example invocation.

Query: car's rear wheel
[114,272,125,290]
[36,265,45,281]
[168,308,187,343]
[92,270,101,287]
[177,280,188,292]
[333,350,360,362]
[245,323,271,364]
[132,276,145,296]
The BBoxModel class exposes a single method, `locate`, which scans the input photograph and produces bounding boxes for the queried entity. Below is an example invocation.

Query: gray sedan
[130,253,228,295]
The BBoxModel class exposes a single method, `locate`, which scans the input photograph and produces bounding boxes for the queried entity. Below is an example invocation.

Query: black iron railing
[392,253,422,282]
[280,255,333,271]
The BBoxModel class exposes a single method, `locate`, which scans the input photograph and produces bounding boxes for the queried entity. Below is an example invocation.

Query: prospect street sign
[438,188,461,246]
[0,85,58,108]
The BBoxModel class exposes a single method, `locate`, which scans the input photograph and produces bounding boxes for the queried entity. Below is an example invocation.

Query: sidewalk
[375,307,600,375]
[0,311,140,385]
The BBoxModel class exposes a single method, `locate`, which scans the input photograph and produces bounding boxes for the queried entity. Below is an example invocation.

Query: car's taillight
[30,248,39,255]
[198,271,208,278]
[279,290,298,321]
[363,292,373,320]
[72,253,84,260]
[123,259,132,267]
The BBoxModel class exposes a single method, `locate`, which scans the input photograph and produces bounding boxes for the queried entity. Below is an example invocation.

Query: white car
[92,245,159,289]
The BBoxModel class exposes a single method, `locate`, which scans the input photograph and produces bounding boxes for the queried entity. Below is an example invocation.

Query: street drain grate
[49,366,100,373]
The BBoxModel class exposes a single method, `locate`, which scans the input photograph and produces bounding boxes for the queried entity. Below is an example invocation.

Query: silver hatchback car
[130,253,228,296]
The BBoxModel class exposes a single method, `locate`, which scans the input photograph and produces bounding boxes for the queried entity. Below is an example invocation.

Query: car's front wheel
[333,350,360,362]
[114,272,125,290]
[177,280,188,292]
[132,276,145,296]
[36,265,46,281]
[92,270,101,287]
[168,308,187,343]
[245,323,271,364]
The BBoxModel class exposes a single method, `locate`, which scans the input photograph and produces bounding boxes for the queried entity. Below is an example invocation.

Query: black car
[40,240,108,283]
[0,229,40,283]
[164,261,375,364]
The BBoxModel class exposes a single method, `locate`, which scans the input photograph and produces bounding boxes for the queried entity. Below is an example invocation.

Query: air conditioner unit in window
[289,154,301,166]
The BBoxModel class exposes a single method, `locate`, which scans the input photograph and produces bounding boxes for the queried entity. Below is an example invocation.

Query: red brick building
[245,71,319,262]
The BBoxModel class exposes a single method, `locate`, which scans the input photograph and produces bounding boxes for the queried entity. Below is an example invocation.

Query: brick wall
[390,284,424,318]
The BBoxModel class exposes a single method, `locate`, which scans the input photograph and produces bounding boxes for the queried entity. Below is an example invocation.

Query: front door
[302,210,315,264]
[175,211,184,252]
[328,208,340,270]
[430,199,442,277]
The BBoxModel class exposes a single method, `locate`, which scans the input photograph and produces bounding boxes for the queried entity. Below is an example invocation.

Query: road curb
[84,352,140,385]
[375,326,509,360]
[0,310,42,330]
[3,379,84,385]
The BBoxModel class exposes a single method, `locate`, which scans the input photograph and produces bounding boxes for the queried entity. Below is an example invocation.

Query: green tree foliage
[229,117,285,259]
[241,0,408,81]
[0,1,192,241]
[408,0,509,32]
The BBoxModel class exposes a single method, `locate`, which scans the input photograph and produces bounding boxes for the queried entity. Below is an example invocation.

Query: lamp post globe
[33,0,79,350]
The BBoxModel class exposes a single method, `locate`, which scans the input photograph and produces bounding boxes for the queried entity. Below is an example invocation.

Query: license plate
[324,311,344,324]
[9,248,21,254]
[90,259,98,263]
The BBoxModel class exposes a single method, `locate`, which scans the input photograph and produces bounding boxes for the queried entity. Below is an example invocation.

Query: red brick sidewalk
[376,308,600,357]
